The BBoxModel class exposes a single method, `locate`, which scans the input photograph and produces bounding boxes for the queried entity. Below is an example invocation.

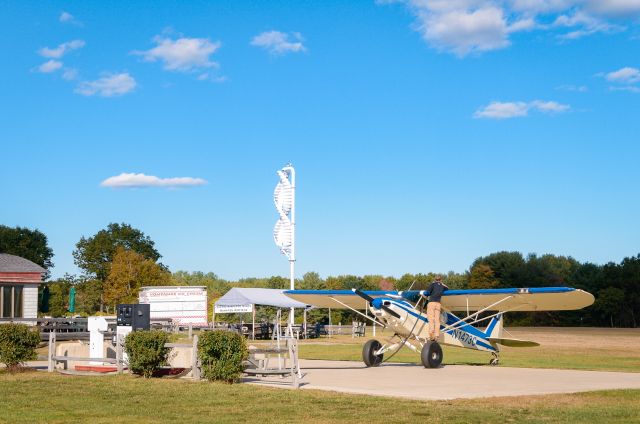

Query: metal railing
[46,331,201,379]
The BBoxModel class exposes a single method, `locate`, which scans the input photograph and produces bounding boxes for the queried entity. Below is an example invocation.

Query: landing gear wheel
[362,339,384,367]
[421,341,443,368]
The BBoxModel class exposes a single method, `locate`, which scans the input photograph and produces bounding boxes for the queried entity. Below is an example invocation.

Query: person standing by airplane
[426,275,449,341]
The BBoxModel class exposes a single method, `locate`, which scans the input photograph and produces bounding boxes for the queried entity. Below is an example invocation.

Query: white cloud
[75,73,136,97]
[101,173,207,188]
[553,11,622,39]
[38,40,85,59]
[474,100,570,119]
[609,85,640,92]
[420,6,511,55]
[134,36,221,72]
[251,31,306,55]
[584,0,640,18]
[62,68,78,81]
[530,100,570,112]
[59,11,76,23]
[37,60,63,73]
[380,0,640,55]
[59,11,73,22]
[474,101,529,118]
[555,84,588,92]
[510,0,575,15]
[605,66,640,83]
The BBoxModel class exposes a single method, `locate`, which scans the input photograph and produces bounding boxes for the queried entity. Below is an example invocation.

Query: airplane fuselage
[369,298,498,353]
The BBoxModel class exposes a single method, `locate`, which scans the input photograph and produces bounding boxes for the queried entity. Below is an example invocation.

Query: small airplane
[285,286,594,368]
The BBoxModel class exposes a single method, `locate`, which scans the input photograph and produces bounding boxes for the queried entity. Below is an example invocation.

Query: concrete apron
[244,359,640,400]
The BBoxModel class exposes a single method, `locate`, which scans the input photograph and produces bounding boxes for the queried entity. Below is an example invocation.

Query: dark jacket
[427,281,448,303]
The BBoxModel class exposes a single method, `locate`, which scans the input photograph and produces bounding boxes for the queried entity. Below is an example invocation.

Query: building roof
[0,253,46,273]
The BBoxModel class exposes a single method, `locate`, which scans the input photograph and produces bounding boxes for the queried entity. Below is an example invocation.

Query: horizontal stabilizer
[488,337,540,347]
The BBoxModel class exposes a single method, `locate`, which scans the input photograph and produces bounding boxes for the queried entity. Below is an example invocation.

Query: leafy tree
[73,223,161,282]
[75,278,103,315]
[395,273,435,291]
[236,277,269,288]
[45,280,72,317]
[172,271,230,297]
[524,254,580,287]
[266,276,289,289]
[595,287,625,327]
[103,247,170,308]
[298,271,324,290]
[0,225,54,279]
[378,278,395,291]
[73,223,162,311]
[469,264,498,289]
[443,271,468,289]
[471,251,526,288]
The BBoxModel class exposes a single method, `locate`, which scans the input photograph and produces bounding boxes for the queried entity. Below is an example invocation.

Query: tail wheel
[490,354,500,366]
[421,341,443,368]
[362,339,384,367]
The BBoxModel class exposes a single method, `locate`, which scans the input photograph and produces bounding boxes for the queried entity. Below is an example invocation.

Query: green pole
[68,287,76,313]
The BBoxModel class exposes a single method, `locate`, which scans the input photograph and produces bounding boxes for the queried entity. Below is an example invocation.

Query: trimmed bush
[198,330,248,383]
[124,330,170,378]
[0,323,40,372]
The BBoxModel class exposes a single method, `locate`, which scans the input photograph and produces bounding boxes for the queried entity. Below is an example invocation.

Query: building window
[0,285,23,318]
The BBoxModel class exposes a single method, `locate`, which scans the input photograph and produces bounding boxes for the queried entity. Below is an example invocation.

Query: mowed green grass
[1,371,639,424]
[295,328,640,372]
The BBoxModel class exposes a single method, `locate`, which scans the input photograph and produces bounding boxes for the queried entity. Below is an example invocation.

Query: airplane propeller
[351,288,401,318]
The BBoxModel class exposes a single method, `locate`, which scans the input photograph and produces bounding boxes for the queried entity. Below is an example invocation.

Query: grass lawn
[295,327,640,372]
[1,371,639,424]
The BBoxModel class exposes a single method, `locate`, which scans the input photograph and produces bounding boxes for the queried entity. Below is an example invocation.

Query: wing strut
[437,294,515,333]
[328,296,385,328]
[445,304,529,333]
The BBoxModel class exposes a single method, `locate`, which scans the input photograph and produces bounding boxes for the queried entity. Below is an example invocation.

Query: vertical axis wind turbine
[273,164,295,326]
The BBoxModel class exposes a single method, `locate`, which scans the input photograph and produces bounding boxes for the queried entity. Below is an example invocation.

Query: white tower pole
[274,164,296,329]
[283,165,295,327]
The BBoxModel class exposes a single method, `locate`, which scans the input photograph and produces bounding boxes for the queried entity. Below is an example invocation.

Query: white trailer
[138,286,208,327]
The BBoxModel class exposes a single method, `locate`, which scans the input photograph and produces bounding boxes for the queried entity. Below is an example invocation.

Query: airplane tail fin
[484,313,503,339]
[484,313,540,347]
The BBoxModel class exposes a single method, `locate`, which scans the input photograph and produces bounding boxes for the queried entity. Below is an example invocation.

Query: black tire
[421,341,443,368]
[362,339,384,367]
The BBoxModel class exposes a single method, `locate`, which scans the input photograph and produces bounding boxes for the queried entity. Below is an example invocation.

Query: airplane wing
[285,287,594,312]
[402,287,594,312]
[284,290,397,309]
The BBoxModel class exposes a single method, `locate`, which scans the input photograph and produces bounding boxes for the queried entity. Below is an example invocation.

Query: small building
[0,253,44,321]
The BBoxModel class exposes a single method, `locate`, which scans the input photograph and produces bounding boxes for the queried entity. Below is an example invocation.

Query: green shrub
[124,330,170,378]
[0,323,40,372]
[198,330,248,383]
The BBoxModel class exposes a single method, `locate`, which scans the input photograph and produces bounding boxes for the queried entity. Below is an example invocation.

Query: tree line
[1,224,638,327]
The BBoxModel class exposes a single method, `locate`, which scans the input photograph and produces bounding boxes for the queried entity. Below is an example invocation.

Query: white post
[286,165,296,328]
[116,334,123,374]
[47,331,55,372]
[274,164,296,329]
[191,335,200,380]
[303,308,307,339]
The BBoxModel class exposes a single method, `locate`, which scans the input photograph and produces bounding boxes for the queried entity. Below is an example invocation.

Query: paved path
[243,359,640,400]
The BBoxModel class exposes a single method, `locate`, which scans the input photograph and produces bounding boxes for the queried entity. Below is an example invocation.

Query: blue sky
[1,1,639,280]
